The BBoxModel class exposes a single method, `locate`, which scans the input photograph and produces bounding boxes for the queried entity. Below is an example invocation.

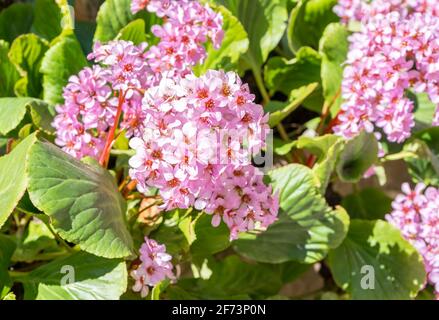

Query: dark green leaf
[0,3,33,43]
[342,188,392,220]
[336,131,379,183]
[234,164,349,264]
[327,220,426,299]
[268,83,318,127]
[216,0,288,70]
[27,140,134,258]
[403,127,439,187]
[264,47,323,112]
[0,234,16,298]
[191,214,230,256]
[287,0,339,53]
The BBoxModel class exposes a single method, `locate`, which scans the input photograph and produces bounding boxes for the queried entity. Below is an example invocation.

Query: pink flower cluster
[132,0,223,80]
[52,41,149,159]
[53,0,223,159]
[131,237,174,297]
[129,70,278,239]
[333,1,439,143]
[386,183,439,298]
[334,0,439,24]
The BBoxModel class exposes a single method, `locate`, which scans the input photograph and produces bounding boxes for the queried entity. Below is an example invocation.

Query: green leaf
[191,214,230,257]
[0,40,20,97]
[75,20,96,54]
[336,131,379,183]
[9,34,49,97]
[319,23,348,113]
[413,93,436,131]
[2,292,16,300]
[327,220,426,299]
[0,133,38,229]
[21,251,127,300]
[216,0,288,69]
[0,97,54,135]
[32,0,73,41]
[403,127,439,187]
[12,218,61,263]
[194,5,249,75]
[40,31,88,105]
[342,188,392,220]
[170,256,304,299]
[273,138,296,156]
[0,3,33,43]
[0,234,16,298]
[295,134,344,191]
[234,164,349,264]
[94,0,159,43]
[268,82,318,127]
[27,140,134,258]
[205,255,290,297]
[153,211,190,256]
[264,47,323,112]
[287,0,339,53]
[151,279,170,300]
[116,19,147,45]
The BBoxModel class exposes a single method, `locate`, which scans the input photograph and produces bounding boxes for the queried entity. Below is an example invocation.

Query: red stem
[99,90,125,167]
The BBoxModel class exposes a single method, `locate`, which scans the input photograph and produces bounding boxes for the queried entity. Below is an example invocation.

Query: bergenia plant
[0,0,438,301]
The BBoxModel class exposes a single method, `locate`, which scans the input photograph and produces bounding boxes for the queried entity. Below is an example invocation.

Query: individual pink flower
[386,183,439,299]
[130,237,174,298]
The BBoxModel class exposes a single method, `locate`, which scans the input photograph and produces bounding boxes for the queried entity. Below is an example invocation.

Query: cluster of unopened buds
[386,183,439,298]
[333,0,439,143]
[130,237,175,297]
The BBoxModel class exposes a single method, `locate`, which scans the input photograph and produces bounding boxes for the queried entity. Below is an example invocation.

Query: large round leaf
[234,164,349,264]
[27,140,134,259]
[20,251,127,300]
[327,220,426,300]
